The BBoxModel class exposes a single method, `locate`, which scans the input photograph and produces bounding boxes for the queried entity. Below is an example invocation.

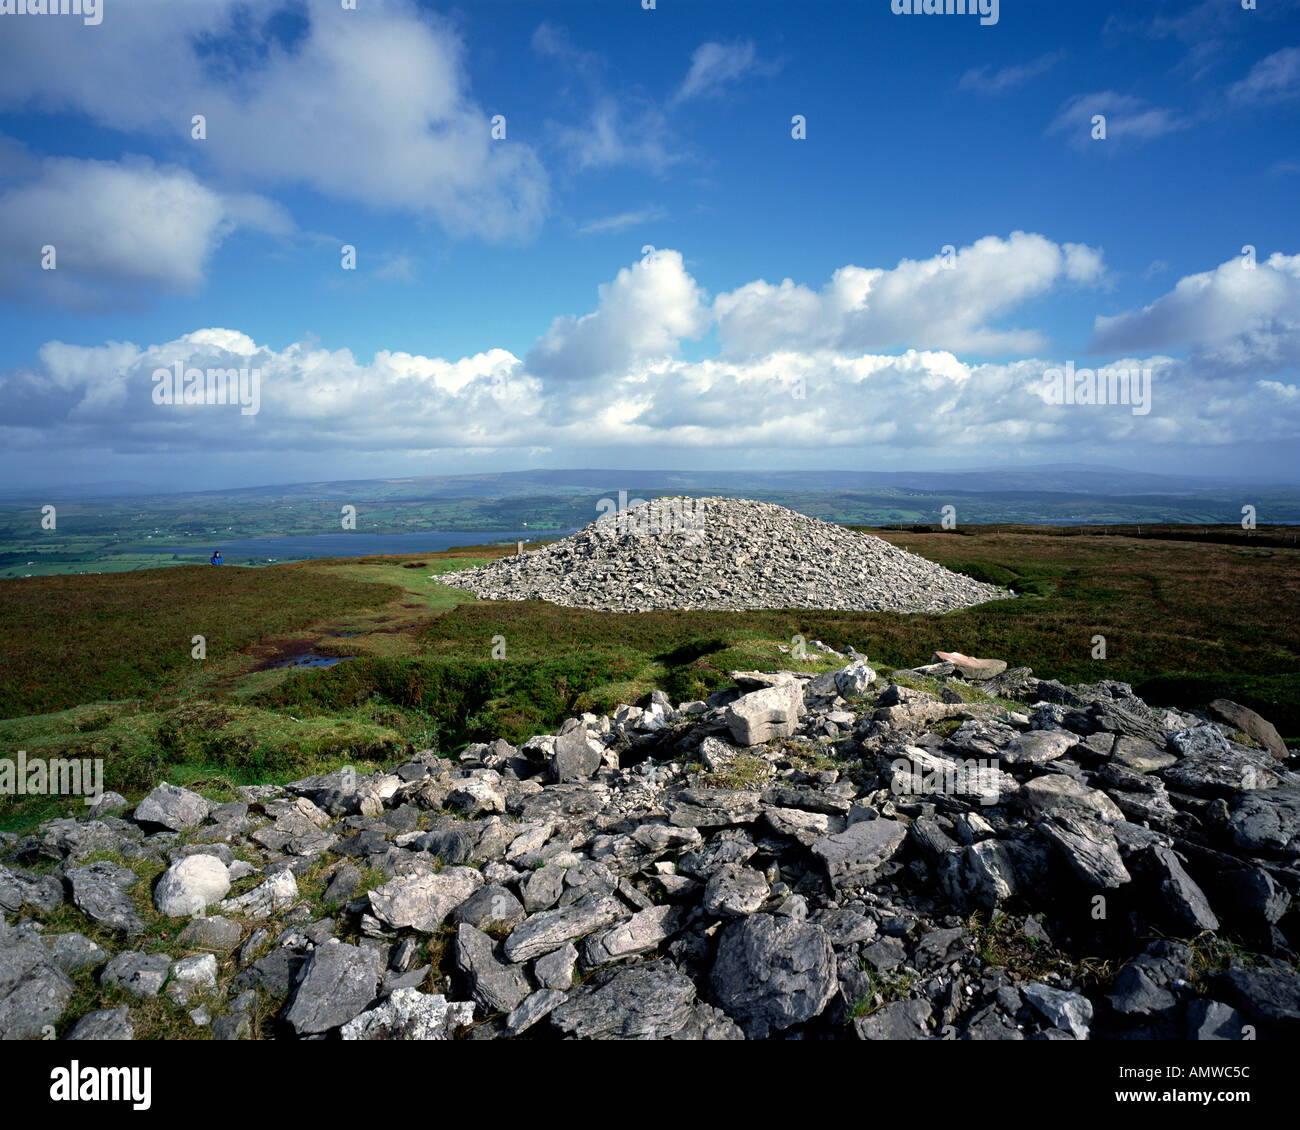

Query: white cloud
[1228,47,1300,107]
[959,52,1063,95]
[713,233,1107,358]
[0,0,548,241]
[7,330,1296,467]
[551,96,684,175]
[1090,253,1300,371]
[0,157,288,310]
[576,206,668,237]
[1047,92,1189,147]
[533,21,689,175]
[5,246,1297,476]
[672,41,772,105]
[526,249,710,381]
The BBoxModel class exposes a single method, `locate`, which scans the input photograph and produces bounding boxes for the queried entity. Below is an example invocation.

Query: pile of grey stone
[2,652,1297,1041]
[438,497,1013,613]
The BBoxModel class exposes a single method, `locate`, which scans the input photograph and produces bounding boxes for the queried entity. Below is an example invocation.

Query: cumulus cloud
[526,249,710,381]
[1090,252,1300,373]
[0,329,537,455]
[0,0,548,241]
[6,330,1296,471]
[4,245,1297,479]
[713,233,1107,358]
[0,157,289,311]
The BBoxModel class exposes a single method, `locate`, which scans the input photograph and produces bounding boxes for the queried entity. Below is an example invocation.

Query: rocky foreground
[2,651,1298,1041]
[440,497,1013,613]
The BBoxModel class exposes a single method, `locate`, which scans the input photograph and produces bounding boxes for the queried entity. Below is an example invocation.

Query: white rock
[154,855,230,918]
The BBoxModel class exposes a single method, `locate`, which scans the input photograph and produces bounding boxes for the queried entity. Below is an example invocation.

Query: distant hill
[6,463,1291,504]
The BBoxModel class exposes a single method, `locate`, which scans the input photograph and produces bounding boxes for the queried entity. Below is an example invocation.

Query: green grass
[701,755,771,790]
[1,527,1297,839]
[849,965,917,1019]
[0,564,403,718]
[0,699,404,832]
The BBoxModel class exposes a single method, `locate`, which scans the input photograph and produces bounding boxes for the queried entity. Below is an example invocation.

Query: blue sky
[0,0,1298,491]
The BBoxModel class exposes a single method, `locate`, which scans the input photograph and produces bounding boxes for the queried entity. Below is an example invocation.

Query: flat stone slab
[283,942,382,1035]
[550,960,697,1039]
[931,651,1008,680]
[503,893,624,964]
[367,867,483,933]
[811,819,908,889]
[68,862,145,937]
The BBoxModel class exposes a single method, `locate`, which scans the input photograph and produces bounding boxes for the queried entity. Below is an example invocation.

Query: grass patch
[850,965,917,1019]
[0,565,401,718]
[701,755,771,790]
[0,700,404,832]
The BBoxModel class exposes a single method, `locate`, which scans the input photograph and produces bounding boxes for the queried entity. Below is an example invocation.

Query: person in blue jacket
[210,550,223,565]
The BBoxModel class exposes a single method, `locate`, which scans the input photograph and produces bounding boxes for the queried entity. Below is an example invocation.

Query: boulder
[133,782,210,831]
[41,932,108,975]
[67,1006,134,1041]
[581,905,687,968]
[1019,775,1125,823]
[454,924,531,1014]
[340,988,473,1041]
[709,913,837,1038]
[0,938,74,1039]
[154,854,230,918]
[1207,698,1288,761]
[1226,788,1300,855]
[176,916,242,955]
[367,867,483,933]
[701,865,770,917]
[503,893,624,964]
[834,659,877,698]
[999,729,1076,766]
[67,862,144,937]
[550,960,698,1040]
[549,728,604,783]
[811,819,908,890]
[1162,727,1288,796]
[1037,813,1131,888]
[853,998,932,1040]
[166,953,218,1004]
[1023,981,1092,1039]
[283,942,382,1035]
[937,840,1019,909]
[725,680,804,746]
[504,989,568,1036]
[100,952,171,999]
[218,869,299,920]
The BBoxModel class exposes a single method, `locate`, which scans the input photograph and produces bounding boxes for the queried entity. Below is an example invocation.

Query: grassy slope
[1,529,1297,832]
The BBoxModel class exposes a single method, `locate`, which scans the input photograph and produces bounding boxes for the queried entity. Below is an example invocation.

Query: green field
[1,527,1297,832]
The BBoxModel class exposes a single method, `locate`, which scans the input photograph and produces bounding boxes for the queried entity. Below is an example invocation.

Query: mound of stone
[9,653,1297,1044]
[439,497,1012,613]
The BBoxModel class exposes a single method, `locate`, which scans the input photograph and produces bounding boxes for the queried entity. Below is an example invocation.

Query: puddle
[268,652,354,670]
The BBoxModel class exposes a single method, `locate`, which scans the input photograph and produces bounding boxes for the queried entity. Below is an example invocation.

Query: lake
[137,528,577,561]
